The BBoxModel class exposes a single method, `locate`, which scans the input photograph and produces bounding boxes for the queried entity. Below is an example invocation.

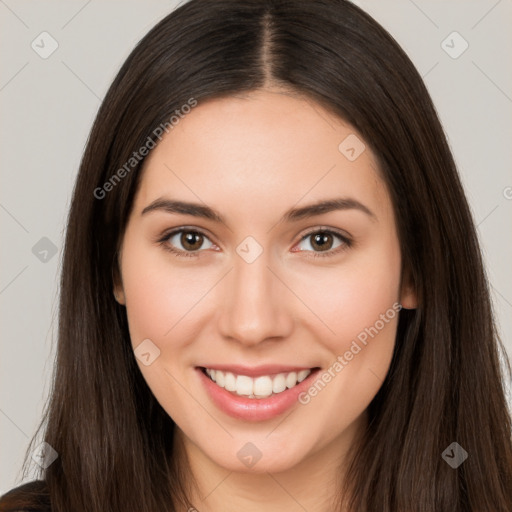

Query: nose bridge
[217,241,292,345]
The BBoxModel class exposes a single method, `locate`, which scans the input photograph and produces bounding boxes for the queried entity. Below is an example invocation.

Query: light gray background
[1,0,511,493]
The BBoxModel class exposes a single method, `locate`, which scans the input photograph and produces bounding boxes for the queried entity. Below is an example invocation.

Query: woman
[1,0,511,510]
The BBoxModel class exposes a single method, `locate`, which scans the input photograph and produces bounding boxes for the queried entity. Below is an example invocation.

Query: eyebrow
[140,197,377,224]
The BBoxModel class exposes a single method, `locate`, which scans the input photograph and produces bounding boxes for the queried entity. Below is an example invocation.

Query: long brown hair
[3,0,512,510]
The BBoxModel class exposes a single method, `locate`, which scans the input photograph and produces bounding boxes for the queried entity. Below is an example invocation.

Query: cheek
[121,241,208,349]
[300,239,402,351]
[296,237,401,397]
[119,241,208,418]
[294,238,401,423]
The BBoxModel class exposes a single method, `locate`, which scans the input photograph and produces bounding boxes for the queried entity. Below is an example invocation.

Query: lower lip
[196,367,320,422]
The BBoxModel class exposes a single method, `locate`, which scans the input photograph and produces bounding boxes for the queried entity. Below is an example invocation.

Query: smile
[203,367,312,399]
[196,365,321,421]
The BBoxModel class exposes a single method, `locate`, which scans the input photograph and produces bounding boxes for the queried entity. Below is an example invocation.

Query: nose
[217,248,294,347]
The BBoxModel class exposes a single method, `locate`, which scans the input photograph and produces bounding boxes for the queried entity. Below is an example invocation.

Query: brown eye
[161,229,215,256]
[310,232,335,251]
[295,229,351,258]
[180,231,204,251]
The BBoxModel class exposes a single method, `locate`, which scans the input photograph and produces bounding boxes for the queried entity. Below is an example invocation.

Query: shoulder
[0,480,51,512]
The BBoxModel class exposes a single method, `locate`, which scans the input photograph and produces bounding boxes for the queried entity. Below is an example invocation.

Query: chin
[197,433,315,474]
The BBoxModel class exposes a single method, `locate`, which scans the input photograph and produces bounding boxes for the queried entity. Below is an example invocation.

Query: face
[114,88,416,474]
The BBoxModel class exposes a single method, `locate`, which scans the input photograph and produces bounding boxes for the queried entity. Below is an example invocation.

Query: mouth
[195,365,321,421]
[199,366,318,399]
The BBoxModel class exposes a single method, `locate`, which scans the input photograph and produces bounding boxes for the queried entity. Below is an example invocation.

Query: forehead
[133,89,390,222]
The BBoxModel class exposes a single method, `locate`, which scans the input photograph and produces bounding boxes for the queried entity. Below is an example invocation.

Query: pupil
[183,232,202,250]
[313,233,332,251]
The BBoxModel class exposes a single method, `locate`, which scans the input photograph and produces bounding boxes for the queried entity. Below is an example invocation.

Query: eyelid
[157,225,352,258]
[157,225,214,240]
[157,226,218,252]
[292,226,352,258]
[297,225,352,242]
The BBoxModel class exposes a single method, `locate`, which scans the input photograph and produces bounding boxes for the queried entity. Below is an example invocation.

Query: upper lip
[198,364,318,378]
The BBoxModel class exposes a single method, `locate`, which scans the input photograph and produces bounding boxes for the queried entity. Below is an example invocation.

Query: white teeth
[215,370,225,387]
[297,370,310,382]
[204,368,312,399]
[235,375,253,395]
[253,376,273,398]
[272,373,287,393]
[285,372,297,388]
[224,372,236,392]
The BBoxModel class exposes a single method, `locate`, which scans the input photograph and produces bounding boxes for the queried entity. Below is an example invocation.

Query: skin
[114,88,416,512]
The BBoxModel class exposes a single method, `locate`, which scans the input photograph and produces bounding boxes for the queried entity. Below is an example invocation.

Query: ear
[400,268,417,310]
[112,252,126,306]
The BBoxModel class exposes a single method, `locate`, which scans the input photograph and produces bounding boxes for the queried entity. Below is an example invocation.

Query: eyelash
[157,227,353,259]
